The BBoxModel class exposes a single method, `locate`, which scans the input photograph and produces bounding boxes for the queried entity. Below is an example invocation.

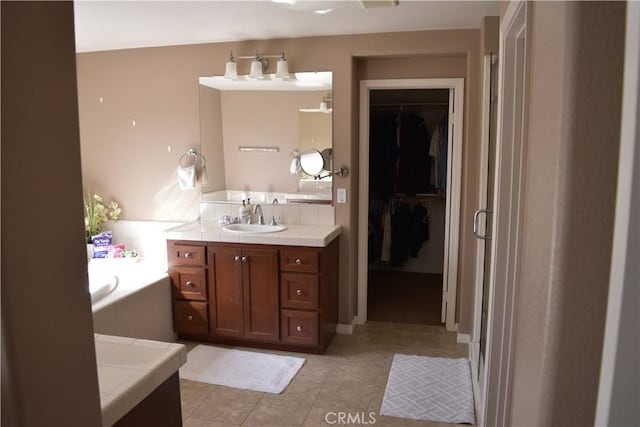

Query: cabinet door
[242,247,280,342]
[208,246,244,338]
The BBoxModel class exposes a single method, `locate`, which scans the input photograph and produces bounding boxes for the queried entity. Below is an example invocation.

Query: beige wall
[220,91,324,193]
[77,29,482,325]
[299,111,332,152]
[355,53,480,326]
[1,3,102,426]
[508,1,625,425]
[481,16,499,55]
[200,86,226,193]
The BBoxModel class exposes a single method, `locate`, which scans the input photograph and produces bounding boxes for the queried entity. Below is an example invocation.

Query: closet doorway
[358,79,464,331]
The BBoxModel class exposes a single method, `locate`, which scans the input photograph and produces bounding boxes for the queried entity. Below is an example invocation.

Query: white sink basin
[223,224,288,234]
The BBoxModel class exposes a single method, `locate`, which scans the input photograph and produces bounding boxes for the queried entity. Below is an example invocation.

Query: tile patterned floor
[180,322,470,427]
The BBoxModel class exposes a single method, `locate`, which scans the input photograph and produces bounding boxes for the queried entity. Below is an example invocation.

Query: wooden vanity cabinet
[167,241,209,335]
[167,239,338,354]
[208,245,279,343]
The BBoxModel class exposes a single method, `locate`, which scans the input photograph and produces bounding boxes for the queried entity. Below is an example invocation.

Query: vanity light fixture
[275,53,291,80]
[224,52,238,80]
[320,95,333,112]
[224,51,292,80]
[248,53,265,79]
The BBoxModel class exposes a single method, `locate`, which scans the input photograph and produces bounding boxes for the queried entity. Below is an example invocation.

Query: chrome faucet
[253,204,265,225]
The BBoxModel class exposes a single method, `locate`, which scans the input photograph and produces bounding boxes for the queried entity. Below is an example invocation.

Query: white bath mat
[179,345,305,394]
[380,355,475,424]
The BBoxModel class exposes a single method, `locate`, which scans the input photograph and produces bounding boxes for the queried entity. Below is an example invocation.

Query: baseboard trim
[457,333,470,343]
[336,317,357,334]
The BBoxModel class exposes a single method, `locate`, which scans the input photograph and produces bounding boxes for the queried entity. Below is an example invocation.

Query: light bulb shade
[275,58,291,79]
[224,61,238,79]
[248,60,264,79]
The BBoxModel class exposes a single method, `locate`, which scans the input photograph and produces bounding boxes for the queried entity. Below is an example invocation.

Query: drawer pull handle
[234,255,241,262]
[296,289,303,296]
[185,281,195,288]
[296,325,303,332]
[187,315,194,321]
[241,256,248,263]
[295,258,302,265]
[184,252,193,258]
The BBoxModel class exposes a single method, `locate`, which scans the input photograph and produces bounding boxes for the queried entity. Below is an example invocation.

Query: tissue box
[92,231,113,258]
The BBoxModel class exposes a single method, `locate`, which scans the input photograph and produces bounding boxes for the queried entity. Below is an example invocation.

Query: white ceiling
[74,0,500,53]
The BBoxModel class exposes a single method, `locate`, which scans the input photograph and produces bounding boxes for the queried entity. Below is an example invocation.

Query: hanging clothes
[369,114,398,198]
[390,202,411,267]
[439,114,449,191]
[429,120,441,190]
[409,203,430,257]
[380,207,392,262]
[396,112,431,194]
[368,198,383,263]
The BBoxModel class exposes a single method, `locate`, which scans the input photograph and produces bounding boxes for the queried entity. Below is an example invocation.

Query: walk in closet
[366,89,450,325]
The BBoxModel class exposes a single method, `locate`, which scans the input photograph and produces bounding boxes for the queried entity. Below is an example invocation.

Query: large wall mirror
[199,72,333,205]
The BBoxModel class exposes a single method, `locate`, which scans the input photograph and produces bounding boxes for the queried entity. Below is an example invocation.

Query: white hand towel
[178,164,196,189]
[290,158,300,174]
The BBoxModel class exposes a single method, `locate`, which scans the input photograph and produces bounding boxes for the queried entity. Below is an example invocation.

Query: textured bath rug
[380,355,475,424]
[179,345,305,394]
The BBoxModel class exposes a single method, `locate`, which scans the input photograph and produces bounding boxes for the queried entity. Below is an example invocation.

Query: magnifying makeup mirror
[299,149,325,176]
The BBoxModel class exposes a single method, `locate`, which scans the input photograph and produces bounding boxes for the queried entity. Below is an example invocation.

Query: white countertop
[95,334,187,427]
[166,221,341,247]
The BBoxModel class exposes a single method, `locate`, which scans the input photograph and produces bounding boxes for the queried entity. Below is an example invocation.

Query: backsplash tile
[200,202,334,225]
[106,220,182,266]
[318,205,335,225]
[299,205,319,224]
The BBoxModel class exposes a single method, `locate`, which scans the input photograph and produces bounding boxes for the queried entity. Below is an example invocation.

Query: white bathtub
[90,259,176,343]
[89,269,118,303]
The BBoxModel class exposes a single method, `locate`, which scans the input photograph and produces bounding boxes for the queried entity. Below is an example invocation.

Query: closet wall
[368,89,448,275]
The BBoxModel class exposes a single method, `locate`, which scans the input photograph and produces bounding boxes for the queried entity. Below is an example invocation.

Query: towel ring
[179,148,198,168]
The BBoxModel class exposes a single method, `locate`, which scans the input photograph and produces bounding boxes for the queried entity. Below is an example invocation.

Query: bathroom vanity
[166,223,340,354]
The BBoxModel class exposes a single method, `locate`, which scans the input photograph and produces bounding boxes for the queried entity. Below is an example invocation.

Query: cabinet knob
[296,289,303,296]
[184,252,193,258]
[241,256,248,263]
[185,281,195,288]
[296,325,303,332]
[295,258,302,265]
[187,315,194,321]
[234,255,241,262]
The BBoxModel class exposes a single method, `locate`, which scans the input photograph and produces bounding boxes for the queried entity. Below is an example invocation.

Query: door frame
[480,1,530,425]
[595,1,640,424]
[356,78,464,331]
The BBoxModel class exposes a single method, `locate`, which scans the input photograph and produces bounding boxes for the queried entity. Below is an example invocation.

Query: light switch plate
[337,188,347,203]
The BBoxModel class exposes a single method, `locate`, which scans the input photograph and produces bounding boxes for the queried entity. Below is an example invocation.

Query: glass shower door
[477,52,498,382]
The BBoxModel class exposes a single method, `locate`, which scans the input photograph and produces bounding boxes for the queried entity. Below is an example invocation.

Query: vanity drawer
[169,267,207,301]
[280,249,319,273]
[281,274,319,310]
[168,242,206,266]
[174,301,209,335]
[281,309,319,347]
